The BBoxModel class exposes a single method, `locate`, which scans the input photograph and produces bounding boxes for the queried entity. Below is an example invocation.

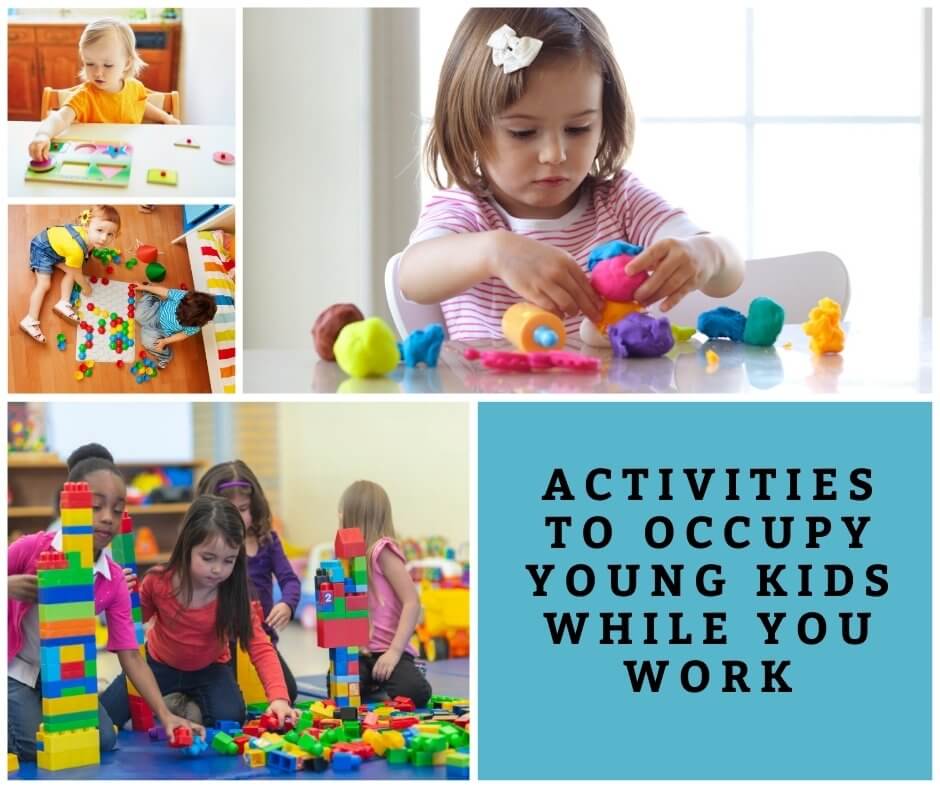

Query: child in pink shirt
[7,449,200,761]
[339,480,431,707]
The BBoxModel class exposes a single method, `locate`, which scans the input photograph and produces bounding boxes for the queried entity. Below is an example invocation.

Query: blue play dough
[608,312,675,358]
[586,239,644,271]
[697,306,747,341]
[398,323,445,368]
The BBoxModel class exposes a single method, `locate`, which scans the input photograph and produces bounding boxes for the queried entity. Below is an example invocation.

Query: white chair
[664,251,850,326]
[384,253,447,339]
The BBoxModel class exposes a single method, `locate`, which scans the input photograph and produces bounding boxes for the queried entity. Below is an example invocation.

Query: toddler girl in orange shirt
[28,17,179,162]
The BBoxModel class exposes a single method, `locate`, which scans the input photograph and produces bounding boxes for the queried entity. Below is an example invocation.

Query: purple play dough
[608,313,675,358]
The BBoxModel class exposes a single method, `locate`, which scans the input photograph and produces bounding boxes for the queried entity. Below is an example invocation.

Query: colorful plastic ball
[74,371,84,381]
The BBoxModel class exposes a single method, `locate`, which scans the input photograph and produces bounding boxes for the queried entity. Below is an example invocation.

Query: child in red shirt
[101,495,297,727]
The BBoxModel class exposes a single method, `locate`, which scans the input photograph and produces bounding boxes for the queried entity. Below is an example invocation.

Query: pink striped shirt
[408,169,701,340]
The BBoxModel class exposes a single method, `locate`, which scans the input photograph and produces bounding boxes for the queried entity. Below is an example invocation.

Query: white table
[9,122,235,198]
[244,320,931,395]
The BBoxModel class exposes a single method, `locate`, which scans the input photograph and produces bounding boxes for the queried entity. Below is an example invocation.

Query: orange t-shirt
[140,569,289,703]
[66,78,148,124]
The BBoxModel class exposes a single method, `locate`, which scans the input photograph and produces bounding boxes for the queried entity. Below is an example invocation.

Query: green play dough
[671,324,696,342]
[333,317,400,378]
[742,296,785,346]
[145,262,167,282]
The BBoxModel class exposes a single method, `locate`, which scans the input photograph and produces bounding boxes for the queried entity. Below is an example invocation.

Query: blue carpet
[12,659,469,780]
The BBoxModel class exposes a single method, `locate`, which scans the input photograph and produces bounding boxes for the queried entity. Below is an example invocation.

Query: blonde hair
[424,8,634,195]
[78,18,147,82]
[77,204,121,232]
[338,481,397,571]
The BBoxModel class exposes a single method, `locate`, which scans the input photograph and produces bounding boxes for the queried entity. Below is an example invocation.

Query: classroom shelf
[7,454,204,559]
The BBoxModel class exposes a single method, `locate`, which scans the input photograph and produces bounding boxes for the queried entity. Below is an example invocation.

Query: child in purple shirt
[7,446,201,760]
[197,461,301,703]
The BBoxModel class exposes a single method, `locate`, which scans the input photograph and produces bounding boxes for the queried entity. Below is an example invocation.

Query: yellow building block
[8,753,19,772]
[432,750,447,766]
[61,508,93,526]
[36,726,99,771]
[59,644,85,662]
[42,693,98,717]
[311,701,334,719]
[381,730,406,750]
[235,644,267,705]
[244,748,266,767]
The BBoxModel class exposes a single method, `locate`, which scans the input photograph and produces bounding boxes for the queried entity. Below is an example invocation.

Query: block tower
[315,528,369,707]
[108,512,154,731]
[35,482,99,771]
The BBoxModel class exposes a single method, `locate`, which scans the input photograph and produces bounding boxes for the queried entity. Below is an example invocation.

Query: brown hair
[78,17,147,81]
[152,496,253,648]
[196,460,274,546]
[424,8,633,195]
[175,291,217,328]
[79,205,121,233]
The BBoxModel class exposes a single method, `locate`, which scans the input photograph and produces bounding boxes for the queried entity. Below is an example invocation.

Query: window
[419,8,929,325]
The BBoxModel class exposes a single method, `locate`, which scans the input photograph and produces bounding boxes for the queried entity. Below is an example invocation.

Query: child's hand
[266,699,298,728]
[29,135,52,161]
[626,238,716,312]
[9,574,38,603]
[153,338,168,352]
[372,648,402,682]
[492,231,603,321]
[265,602,292,632]
[161,712,205,740]
[122,567,137,594]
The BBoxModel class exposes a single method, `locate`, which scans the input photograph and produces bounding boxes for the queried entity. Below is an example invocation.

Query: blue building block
[267,751,297,773]
[38,584,96,604]
[398,323,444,369]
[331,752,362,772]
[218,720,241,734]
[321,560,343,582]
[697,306,747,341]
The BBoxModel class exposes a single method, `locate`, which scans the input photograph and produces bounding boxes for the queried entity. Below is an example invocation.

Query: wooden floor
[9,205,212,393]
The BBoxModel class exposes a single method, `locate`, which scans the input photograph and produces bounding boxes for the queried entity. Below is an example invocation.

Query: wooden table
[244,320,931,396]
[9,121,235,198]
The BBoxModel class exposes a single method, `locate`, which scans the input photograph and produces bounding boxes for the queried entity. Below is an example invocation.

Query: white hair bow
[486,24,543,74]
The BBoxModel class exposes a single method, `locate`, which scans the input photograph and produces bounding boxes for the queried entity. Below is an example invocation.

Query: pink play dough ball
[590,254,647,302]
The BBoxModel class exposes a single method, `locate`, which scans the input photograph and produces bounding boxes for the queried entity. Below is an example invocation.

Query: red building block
[130,695,155,732]
[60,661,86,679]
[316,617,369,648]
[334,528,366,559]
[346,594,368,612]
[169,726,193,748]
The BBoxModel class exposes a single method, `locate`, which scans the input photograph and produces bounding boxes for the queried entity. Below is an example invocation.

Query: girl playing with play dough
[28,17,179,162]
[339,480,432,707]
[19,204,119,344]
[398,8,744,340]
[196,460,302,704]
[8,444,201,761]
[101,496,298,728]
[133,284,217,368]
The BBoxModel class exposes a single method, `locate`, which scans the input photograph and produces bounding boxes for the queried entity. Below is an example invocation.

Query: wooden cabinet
[7,22,180,121]
[7,453,204,567]
[8,44,40,120]
[38,45,80,93]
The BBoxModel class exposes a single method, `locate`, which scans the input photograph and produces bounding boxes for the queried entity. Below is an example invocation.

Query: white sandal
[19,317,46,344]
[53,300,80,324]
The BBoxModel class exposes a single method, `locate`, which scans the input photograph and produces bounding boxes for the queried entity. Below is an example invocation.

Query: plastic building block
[8,753,19,772]
[332,751,362,772]
[244,747,266,767]
[146,168,178,186]
[334,528,366,559]
[169,726,193,748]
[212,731,238,755]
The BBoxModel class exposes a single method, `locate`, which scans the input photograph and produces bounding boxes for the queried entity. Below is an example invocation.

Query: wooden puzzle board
[73,279,137,363]
[26,138,134,187]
